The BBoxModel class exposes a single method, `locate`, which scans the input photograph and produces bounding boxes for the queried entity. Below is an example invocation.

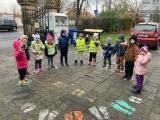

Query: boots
[92,61,96,66]
[131,89,141,94]
[88,61,91,65]
[75,60,78,65]
[80,60,83,65]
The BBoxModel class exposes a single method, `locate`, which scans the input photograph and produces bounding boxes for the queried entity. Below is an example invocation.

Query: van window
[134,24,157,32]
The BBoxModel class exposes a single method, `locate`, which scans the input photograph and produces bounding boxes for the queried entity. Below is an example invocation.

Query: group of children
[13,30,152,94]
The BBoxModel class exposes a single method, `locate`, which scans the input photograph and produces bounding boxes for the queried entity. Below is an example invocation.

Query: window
[134,24,157,32]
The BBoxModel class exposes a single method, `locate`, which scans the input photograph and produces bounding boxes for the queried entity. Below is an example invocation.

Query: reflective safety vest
[45,41,56,55]
[76,39,86,52]
[89,40,100,53]
[31,41,44,55]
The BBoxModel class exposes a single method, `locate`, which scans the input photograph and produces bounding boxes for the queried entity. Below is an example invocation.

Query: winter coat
[134,52,152,75]
[31,41,45,60]
[58,36,69,49]
[102,44,114,57]
[114,41,125,56]
[13,40,28,69]
[45,41,57,56]
[124,44,139,62]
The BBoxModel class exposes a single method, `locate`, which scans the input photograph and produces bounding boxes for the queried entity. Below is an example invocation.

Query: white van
[49,13,68,44]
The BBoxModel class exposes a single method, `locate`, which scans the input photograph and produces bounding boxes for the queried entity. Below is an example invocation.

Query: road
[0,30,160,120]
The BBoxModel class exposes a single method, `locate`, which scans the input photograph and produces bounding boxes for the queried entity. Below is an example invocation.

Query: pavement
[0,30,160,120]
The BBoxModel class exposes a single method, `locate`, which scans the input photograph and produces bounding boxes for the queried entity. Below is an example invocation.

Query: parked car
[131,22,160,49]
[0,19,17,32]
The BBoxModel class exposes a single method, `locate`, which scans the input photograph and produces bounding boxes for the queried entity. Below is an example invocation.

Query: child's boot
[92,61,96,66]
[88,61,91,65]
[75,60,78,65]
[80,60,83,65]
[131,89,141,94]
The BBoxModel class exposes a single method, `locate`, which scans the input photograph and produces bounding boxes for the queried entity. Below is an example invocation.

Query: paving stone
[149,112,160,120]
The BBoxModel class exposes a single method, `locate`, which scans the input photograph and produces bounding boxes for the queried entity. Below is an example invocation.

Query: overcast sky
[0,0,103,13]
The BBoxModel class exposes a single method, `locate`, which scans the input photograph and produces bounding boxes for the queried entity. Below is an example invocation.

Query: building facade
[142,0,160,22]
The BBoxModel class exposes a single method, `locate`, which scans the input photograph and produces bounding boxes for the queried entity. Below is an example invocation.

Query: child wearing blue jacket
[102,37,114,69]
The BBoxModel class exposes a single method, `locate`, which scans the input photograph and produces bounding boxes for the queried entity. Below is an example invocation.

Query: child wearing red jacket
[13,35,28,85]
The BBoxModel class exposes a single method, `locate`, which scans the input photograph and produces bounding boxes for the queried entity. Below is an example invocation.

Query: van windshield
[134,24,157,32]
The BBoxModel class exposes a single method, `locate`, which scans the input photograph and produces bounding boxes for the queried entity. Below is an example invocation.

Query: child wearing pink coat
[132,46,152,94]
[13,35,28,85]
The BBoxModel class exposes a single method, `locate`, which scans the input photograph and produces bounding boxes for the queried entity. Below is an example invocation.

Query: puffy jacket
[114,41,125,56]
[58,36,69,49]
[134,52,152,75]
[124,44,139,62]
[45,41,57,56]
[102,44,114,57]
[13,40,28,69]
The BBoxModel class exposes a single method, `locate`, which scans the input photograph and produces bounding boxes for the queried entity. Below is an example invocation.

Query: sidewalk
[0,46,160,120]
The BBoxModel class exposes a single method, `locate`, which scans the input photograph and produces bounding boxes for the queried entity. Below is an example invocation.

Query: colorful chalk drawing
[71,89,86,97]
[21,103,36,113]
[89,106,109,120]
[65,111,83,120]
[39,109,59,120]
[71,89,96,103]
[111,100,136,115]
[48,110,60,120]
[129,96,142,104]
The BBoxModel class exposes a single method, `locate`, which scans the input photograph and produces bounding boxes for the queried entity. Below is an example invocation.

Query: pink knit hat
[140,46,148,53]
[46,33,53,40]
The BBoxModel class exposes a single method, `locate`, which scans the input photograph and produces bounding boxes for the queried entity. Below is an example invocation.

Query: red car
[131,22,160,49]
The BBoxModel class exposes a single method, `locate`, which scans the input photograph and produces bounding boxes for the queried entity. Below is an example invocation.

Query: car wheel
[13,27,17,32]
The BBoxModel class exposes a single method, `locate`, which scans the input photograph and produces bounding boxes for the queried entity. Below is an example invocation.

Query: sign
[35,22,40,28]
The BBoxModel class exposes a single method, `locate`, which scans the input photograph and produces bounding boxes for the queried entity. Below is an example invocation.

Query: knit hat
[140,46,148,53]
[20,35,28,41]
[118,34,125,42]
[79,33,83,37]
[33,34,40,41]
[106,37,112,43]
[93,33,98,38]
[46,33,53,40]
[61,30,66,36]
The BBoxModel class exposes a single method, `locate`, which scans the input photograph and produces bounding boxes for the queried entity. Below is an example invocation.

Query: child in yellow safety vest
[45,33,57,69]
[75,33,86,65]
[88,34,101,65]
[31,34,45,73]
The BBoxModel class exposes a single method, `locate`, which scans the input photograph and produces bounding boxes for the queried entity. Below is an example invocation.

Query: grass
[100,32,130,45]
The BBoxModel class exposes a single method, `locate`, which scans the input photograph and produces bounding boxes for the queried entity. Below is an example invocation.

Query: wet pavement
[0,30,160,120]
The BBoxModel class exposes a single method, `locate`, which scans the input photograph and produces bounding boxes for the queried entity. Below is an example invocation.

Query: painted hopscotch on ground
[111,100,136,115]
[89,106,109,120]
[65,111,83,120]
[21,103,36,113]
[39,109,59,120]
[129,96,142,104]
[71,88,97,103]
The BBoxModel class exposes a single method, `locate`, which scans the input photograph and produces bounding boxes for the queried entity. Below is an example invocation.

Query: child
[13,35,28,85]
[75,33,86,65]
[114,34,125,72]
[123,37,139,81]
[58,30,69,66]
[88,34,101,66]
[102,37,114,69]
[132,46,152,94]
[31,34,45,73]
[45,33,57,69]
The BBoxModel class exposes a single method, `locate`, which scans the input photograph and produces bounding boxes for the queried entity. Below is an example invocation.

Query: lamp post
[94,0,98,15]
